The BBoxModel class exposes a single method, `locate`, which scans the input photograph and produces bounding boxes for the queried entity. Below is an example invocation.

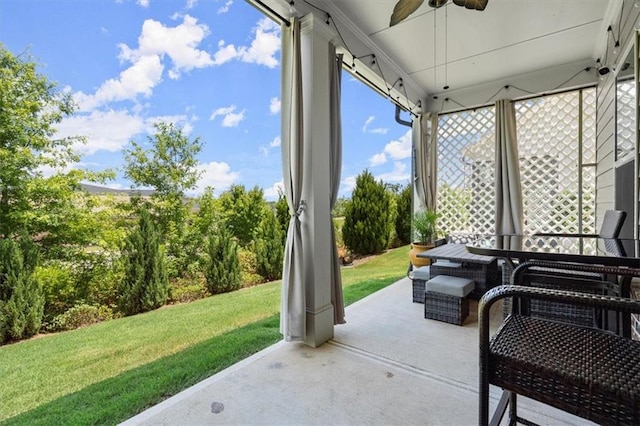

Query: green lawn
[0,245,409,425]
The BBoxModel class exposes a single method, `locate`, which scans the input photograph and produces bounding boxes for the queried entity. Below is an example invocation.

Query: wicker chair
[511,261,628,332]
[479,265,640,426]
[533,209,626,239]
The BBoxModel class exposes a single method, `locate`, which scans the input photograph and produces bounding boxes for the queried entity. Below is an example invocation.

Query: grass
[0,245,409,425]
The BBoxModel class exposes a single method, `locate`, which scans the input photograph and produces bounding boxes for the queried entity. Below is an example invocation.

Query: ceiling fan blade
[452,0,488,11]
[389,0,425,26]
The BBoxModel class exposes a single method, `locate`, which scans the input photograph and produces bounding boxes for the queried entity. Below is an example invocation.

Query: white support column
[300,14,335,347]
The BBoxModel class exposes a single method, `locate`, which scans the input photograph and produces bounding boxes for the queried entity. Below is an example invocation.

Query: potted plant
[409,209,439,267]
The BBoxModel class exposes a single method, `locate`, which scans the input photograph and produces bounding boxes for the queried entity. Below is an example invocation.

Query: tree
[204,225,241,294]
[0,46,112,254]
[123,121,203,278]
[394,184,412,245]
[123,121,202,233]
[342,170,391,255]
[275,191,289,238]
[254,211,284,281]
[218,185,269,246]
[0,236,44,343]
[118,207,169,315]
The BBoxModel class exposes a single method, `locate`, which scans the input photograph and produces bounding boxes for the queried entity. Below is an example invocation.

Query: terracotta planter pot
[409,242,434,267]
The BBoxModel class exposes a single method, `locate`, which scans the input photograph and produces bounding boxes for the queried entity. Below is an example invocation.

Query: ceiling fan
[390,0,488,26]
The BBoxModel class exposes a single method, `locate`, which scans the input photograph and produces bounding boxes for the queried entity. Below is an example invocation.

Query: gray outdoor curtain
[414,112,438,210]
[330,50,345,325]
[280,18,305,341]
[495,99,523,234]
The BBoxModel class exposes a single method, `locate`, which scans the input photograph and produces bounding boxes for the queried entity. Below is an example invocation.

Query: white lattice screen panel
[436,107,495,237]
[515,89,596,236]
[617,77,636,162]
[435,88,596,240]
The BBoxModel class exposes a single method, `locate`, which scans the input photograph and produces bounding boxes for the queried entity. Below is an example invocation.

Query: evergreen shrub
[118,207,169,315]
[204,226,242,294]
[0,237,44,343]
[342,170,391,255]
[254,211,284,281]
[394,184,412,245]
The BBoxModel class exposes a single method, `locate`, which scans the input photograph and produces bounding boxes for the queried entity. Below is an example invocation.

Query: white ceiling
[254,0,623,112]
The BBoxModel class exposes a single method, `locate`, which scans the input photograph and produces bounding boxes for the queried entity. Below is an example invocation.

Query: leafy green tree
[123,121,203,278]
[204,225,241,294]
[342,170,391,255]
[218,185,269,246]
[275,191,289,238]
[254,211,284,281]
[394,184,412,245]
[0,46,112,255]
[118,207,169,315]
[0,236,44,343]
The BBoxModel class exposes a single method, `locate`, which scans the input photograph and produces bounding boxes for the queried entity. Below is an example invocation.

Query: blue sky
[1,0,412,200]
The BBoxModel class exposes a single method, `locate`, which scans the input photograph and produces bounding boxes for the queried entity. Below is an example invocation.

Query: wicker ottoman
[424,275,475,325]
[410,266,431,303]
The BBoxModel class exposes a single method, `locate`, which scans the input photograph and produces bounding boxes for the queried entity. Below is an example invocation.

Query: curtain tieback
[290,200,306,218]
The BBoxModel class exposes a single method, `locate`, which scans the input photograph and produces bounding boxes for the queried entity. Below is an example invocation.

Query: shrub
[34,262,76,320]
[254,211,284,281]
[168,275,208,304]
[275,192,289,238]
[218,185,269,246]
[204,226,242,294]
[342,170,391,255]
[47,304,114,331]
[394,184,412,245]
[238,248,264,286]
[0,237,44,343]
[118,207,169,316]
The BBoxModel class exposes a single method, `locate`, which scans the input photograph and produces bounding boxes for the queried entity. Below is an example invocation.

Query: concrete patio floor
[122,277,593,425]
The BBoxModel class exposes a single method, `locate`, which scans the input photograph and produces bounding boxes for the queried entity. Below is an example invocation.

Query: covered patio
[123,277,589,425]
[127,1,638,423]
[245,0,640,348]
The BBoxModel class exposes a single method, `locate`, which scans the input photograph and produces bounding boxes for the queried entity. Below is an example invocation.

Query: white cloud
[210,105,236,119]
[366,129,412,168]
[186,0,198,9]
[197,161,239,194]
[132,15,213,79]
[375,161,410,183]
[369,153,387,166]
[259,145,269,156]
[383,130,412,160]
[210,105,245,127]
[362,115,388,135]
[270,136,281,148]
[145,114,195,135]
[340,175,357,195]
[74,15,214,111]
[270,96,281,114]
[211,18,280,68]
[75,55,164,111]
[217,0,233,14]
[56,109,145,156]
[264,180,284,201]
[137,0,149,7]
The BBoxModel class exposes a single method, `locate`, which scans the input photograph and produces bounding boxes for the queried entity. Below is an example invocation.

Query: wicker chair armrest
[512,260,640,284]
[479,285,640,344]
[532,232,599,237]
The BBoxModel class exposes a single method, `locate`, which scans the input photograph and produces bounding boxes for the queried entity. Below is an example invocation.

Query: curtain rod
[249,0,291,26]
